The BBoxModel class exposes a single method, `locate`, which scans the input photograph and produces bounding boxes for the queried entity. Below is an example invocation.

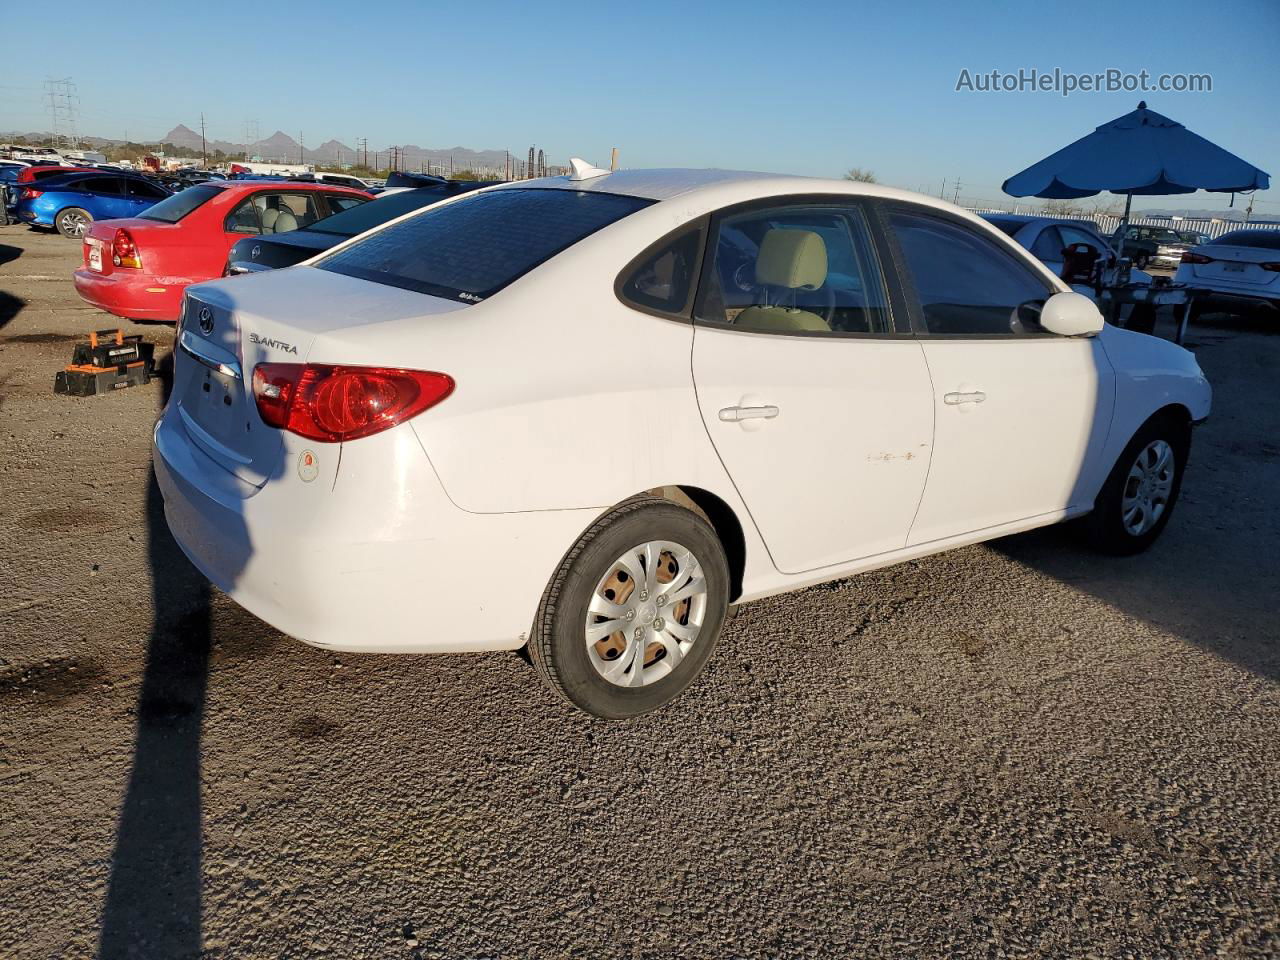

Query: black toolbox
[53,329,156,396]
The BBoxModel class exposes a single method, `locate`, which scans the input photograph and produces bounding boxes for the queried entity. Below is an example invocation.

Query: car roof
[486,167,995,222]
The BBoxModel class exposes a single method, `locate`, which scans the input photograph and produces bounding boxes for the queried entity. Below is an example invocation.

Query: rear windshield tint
[139,183,221,223]
[318,188,653,303]
[1212,229,1280,250]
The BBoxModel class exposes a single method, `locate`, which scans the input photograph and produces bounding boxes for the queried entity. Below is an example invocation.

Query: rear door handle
[718,405,779,422]
[943,391,986,405]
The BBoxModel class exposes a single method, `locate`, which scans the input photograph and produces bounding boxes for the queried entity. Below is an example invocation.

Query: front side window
[125,179,166,199]
[319,188,653,304]
[695,204,891,334]
[888,211,1052,336]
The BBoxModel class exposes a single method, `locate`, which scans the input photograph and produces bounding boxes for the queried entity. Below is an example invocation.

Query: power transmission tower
[44,78,80,149]
[200,113,208,166]
[299,132,304,165]
[951,178,963,204]
[242,120,260,161]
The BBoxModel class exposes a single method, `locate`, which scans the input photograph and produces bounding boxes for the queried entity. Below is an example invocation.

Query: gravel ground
[0,227,1277,959]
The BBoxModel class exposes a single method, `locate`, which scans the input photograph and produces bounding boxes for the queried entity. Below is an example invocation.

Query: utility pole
[200,113,207,166]
[298,132,304,165]
[610,147,618,171]
[951,178,962,204]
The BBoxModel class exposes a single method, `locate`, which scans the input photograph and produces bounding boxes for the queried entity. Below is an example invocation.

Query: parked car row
[138,165,1211,717]
[73,180,373,321]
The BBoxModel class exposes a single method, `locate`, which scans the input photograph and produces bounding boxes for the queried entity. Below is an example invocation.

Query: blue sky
[1,0,1277,212]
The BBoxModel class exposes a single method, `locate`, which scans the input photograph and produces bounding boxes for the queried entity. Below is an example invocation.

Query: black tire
[529,496,730,719]
[55,207,91,239]
[1082,412,1190,555]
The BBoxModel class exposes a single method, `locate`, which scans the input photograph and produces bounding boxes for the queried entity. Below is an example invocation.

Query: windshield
[318,188,653,303]
[307,188,444,237]
[140,183,221,223]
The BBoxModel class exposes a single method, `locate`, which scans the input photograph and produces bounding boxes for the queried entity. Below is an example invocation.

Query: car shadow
[995,304,1279,684]
[0,290,24,332]
[0,242,22,267]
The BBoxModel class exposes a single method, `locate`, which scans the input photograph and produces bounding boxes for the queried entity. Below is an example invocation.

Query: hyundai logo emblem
[198,306,214,336]
[251,244,261,259]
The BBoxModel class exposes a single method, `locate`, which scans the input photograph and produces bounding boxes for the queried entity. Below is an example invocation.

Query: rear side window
[618,225,703,316]
[140,184,221,223]
[888,211,1052,336]
[319,188,653,303]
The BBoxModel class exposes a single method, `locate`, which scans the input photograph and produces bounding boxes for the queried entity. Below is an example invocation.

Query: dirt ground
[0,227,1277,959]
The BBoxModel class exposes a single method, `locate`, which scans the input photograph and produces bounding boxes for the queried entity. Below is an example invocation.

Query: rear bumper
[152,407,596,654]
[74,268,184,322]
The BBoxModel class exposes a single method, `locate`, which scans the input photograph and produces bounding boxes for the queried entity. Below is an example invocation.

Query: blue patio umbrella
[1003,102,1270,258]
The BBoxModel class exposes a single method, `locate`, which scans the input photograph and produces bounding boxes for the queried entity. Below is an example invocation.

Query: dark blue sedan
[15,172,171,238]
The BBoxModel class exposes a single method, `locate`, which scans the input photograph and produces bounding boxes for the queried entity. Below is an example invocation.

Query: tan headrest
[755,229,827,290]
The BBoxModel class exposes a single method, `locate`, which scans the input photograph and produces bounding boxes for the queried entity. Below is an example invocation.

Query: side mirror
[1040,291,1104,337]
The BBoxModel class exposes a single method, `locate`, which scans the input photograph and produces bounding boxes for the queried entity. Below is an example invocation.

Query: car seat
[273,209,299,233]
[260,207,280,233]
[734,229,831,332]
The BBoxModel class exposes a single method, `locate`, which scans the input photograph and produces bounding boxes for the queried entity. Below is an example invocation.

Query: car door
[689,198,934,574]
[880,204,1115,546]
[123,177,167,214]
[77,176,130,218]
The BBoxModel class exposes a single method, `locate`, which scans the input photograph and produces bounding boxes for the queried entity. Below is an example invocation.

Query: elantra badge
[198,306,214,335]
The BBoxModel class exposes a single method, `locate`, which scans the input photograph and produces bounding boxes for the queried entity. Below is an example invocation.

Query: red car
[17,164,101,184]
[73,181,371,322]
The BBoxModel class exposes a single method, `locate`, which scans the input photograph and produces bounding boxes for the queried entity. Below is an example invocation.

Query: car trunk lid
[1189,244,1279,285]
[173,268,468,486]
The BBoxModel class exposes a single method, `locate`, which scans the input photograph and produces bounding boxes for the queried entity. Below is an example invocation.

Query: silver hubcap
[585,540,707,687]
[1122,439,1175,536]
[61,212,88,237]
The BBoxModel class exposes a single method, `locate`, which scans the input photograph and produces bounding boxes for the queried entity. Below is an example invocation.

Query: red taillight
[1260,262,1280,273]
[1180,251,1213,264]
[251,363,454,442]
[20,188,42,200]
[112,228,141,268]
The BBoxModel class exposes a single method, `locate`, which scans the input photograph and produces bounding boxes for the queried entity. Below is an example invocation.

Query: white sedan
[1173,228,1280,314]
[155,164,1211,718]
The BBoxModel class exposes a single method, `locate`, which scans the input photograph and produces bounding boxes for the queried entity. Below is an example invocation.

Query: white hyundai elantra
[154,163,1211,718]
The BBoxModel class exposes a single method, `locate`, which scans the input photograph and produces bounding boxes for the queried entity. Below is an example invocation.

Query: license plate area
[87,239,103,272]
[1223,262,1247,273]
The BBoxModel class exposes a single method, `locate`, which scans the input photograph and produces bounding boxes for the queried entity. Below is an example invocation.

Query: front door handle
[943,391,986,406]
[718,405,779,422]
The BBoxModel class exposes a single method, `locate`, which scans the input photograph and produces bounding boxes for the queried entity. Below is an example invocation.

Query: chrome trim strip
[179,328,242,380]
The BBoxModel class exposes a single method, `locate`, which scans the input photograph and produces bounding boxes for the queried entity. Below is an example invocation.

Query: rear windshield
[307,188,445,237]
[318,188,653,303]
[1212,229,1280,250]
[139,183,222,223]
[982,217,1025,239]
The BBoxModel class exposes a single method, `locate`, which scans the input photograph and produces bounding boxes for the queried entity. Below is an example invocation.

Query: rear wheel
[1083,413,1189,555]
[56,207,91,239]
[529,496,730,719]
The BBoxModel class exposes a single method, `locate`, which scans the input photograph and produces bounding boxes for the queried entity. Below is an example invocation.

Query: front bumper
[74,268,184,322]
[152,406,595,653]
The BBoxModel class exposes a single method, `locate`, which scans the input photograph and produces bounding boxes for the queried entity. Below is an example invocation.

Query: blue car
[15,171,171,239]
